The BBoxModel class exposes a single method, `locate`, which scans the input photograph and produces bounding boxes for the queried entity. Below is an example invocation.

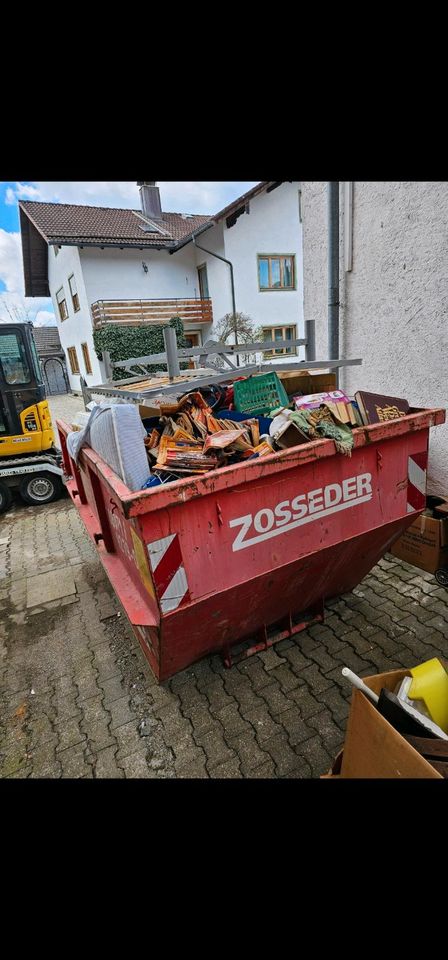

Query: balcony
[91,298,213,329]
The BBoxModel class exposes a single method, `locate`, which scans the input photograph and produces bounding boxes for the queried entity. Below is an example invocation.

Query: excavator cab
[0,322,64,514]
[0,322,56,457]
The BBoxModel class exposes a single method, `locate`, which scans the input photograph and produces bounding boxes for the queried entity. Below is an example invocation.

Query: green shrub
[92,317,188,381]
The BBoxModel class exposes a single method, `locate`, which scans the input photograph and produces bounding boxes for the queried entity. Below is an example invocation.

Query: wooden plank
[92,297,211,307]
[404,735,448,760]
[94,307,212,318]
[429,760,448,777]
[95,320,171,328]
[95,318,211,327]
[93,310,212,316]
[96,299,210,305]
[93,305,209,314]
[92,299,212,309]
[92,301,211,308]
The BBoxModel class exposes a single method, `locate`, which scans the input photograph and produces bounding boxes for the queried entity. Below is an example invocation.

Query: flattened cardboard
[338,669,442,779]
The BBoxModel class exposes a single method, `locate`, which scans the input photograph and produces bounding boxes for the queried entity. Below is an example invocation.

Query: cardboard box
[277,370,337,399]
[323,669,443,778]
[389,504,448,574]
[272,420,309,450]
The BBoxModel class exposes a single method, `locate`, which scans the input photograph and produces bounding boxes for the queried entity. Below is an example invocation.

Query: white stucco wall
[223,182,304,354]
[186,182,304,353]
[48,244,205,390]
[80,245,198,303]
[48,244,102,390]
[81,244,209,354]
[301,181,448,494]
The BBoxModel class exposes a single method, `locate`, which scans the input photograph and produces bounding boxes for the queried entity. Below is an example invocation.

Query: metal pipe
[192,236,239,363]
[328,182,340,385]
[305,319,316,361]
[163,326,180,380]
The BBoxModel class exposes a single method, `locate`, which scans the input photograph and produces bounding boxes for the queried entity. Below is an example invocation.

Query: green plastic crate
[233,372,290,416]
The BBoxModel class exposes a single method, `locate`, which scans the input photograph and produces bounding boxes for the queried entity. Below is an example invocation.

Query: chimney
[137,181,163,221]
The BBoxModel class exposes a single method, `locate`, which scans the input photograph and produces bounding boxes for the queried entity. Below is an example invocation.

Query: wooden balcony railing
[91,298,213,329]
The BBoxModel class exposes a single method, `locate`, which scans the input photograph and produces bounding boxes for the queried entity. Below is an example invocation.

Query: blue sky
[0,181,258,325]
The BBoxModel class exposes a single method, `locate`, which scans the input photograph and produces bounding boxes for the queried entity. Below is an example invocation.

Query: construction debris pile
[138,378,412,489]
[68,372,414,493]
[142,389,273,488]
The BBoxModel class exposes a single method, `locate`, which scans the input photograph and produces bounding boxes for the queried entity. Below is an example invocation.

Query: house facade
[19,181,304,391]
[300,181,448,493]
[179,181,304,353]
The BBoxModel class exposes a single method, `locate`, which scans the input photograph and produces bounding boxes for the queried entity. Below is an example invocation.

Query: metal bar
[102,350,113,380]
[110,339,307,368]
[328,181,340,386]
[218,353,237,370]
[163,327,180,380]
[87,468,115,552]
[344,181,354,272]
[79,375,92,409]
[88,358,363,403]
[305,319,316,361]
[259,359,361,372]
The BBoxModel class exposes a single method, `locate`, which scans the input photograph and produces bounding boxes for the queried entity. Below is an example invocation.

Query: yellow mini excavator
[0,322,64,513]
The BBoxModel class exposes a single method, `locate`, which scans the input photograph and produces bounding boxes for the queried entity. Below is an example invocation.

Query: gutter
[327,182,340,386]
[51,240,173,251]
[170,219,215,254]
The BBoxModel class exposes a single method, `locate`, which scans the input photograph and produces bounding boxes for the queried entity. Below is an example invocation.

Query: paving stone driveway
[0,394,447,779]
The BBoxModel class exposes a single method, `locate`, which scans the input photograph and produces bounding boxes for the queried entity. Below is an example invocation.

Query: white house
[300,181,448,494]
[19,181,304,390]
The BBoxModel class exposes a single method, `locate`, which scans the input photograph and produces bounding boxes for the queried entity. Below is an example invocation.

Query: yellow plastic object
[408,659,448,733]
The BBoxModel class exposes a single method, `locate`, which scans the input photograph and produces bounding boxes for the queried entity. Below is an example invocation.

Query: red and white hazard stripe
[146,534,190,614]
[407,452,427,513]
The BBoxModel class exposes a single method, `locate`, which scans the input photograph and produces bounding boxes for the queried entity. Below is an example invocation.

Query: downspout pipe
[327,181,340,386]
[192,235,238,346]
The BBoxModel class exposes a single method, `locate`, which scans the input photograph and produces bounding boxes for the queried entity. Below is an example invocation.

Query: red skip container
[57,407,445,681]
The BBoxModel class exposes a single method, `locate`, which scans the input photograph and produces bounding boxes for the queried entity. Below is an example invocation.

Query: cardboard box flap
[341,690,442,778]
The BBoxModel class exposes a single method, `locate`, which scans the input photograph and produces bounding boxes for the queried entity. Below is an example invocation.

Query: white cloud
[5,182,41,204]
[7,180,259,215]
[0,229,23,292]
[33,310,57,327]
[0,229,55,325]
[0,292,56,325]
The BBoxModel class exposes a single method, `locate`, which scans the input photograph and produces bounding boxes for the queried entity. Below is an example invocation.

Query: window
[197,264,209,299]
[0,332,31,384]
[183,332,202,348]
[67,346,80,375]
[81,342,92,375]
[56,287,69,321]
[183,331,202,367]
[68,275,80,312]
[29,335,43,383]
[262,325,297,356]
[258,255,295,291]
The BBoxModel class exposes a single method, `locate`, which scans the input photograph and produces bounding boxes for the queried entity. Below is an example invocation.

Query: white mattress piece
[67,403,148,492]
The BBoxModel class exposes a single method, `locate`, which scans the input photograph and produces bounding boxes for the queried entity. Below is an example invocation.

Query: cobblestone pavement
[46,392,83,432]
[0,395,447,779]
